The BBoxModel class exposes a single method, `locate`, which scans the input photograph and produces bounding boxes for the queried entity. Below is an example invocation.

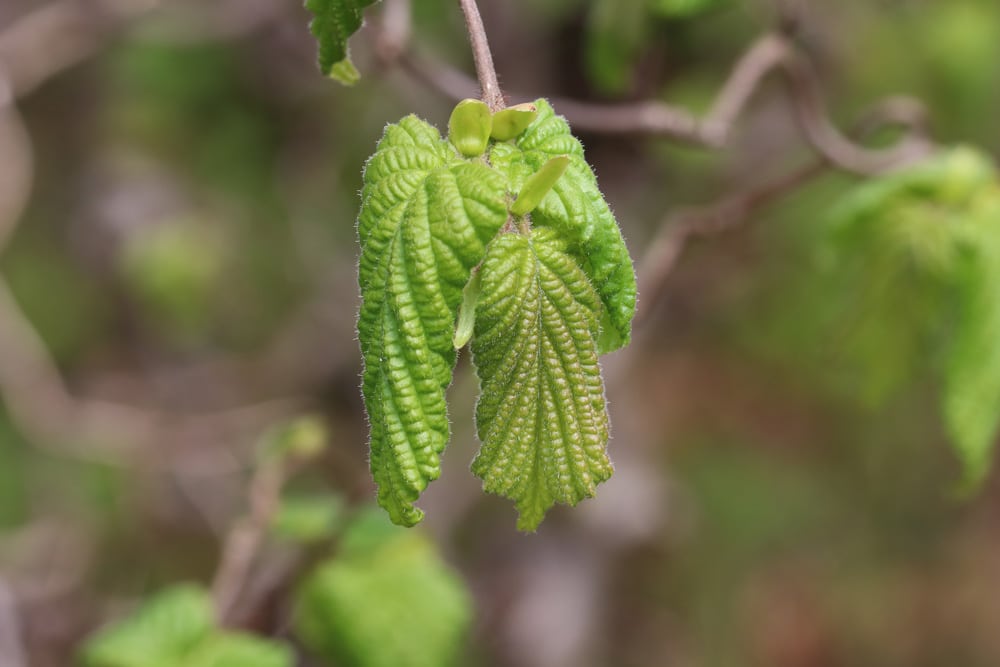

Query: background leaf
[184,633,294,667]
[944,190,1000,487]
[294,510,472,667]
[81,585,214,667]
[304,0,380,83]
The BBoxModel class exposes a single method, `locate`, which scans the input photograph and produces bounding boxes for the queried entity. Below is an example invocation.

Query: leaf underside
[471,228,613,531]
[358,115,507,526]
[304,0,380,83]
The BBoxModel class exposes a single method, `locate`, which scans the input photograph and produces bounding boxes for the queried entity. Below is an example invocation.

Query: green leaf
[510,155,570,217]
[823,147,1000,486]
[470,228,613,531]
[185,634,294,667]
[490,103,539,142]
[358,115,508,526]
[81,585,214,667]
[490,99,637,354]
[294,510,472,667]
[304,0,380,83]
[944,190,1000,488]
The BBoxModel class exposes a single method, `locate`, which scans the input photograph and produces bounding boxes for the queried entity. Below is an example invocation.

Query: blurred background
[1,0,1000,665]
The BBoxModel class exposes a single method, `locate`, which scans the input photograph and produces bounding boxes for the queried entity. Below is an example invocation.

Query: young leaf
[491,99,637,354]
[510,155,570,217]
[81,585,214,667]
[490,103,538,141]
[470,228,613,531]
[294,510,472,667]
[944,192,1000,488]
[358,116,508,526]
[304,0,380,84]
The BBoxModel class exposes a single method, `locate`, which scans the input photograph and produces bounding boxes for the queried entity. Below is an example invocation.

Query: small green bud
[260,415,329,462]
[490,103,538,141]
[448,99,493,157]
[511,155,571,217]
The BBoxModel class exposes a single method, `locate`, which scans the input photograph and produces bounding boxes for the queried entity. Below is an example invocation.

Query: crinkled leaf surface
[471,228,613,530]
[304,0,379,83]
[358,115,507,526]
[81,585,214,667]
[294,510,472,667]
[490,99,637,354]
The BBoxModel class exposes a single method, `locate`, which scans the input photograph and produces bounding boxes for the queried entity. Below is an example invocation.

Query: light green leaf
[81,585,214,667]
[511,155,570,217]
[490,103,538,142]
[448,99,492,158]
[944,190,1000,489]
[358,115,508,526]
[185,634,294,667]
[471,228,613,531]
[490,99,637,354]
[824,147,1000,486]
[294,510,472,667]
[304,0,380,83]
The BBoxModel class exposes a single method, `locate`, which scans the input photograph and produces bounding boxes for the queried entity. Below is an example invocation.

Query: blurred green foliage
[295,510,473,667]
[81,585,293,667]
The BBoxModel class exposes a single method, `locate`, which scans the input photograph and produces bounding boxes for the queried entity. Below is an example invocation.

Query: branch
[210,456,290,626]
[457,0,504,112]
[396,30,933,175]
[633,99,932,326]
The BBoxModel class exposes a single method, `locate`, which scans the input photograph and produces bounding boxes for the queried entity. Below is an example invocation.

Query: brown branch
[0,579,27,667]
[457,0,504,112]
[397,29,933,175]
[210,457,289,626]
[632,98,933,326]
[634,159,827,328]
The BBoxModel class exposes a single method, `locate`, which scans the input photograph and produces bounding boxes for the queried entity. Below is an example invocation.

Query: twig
[210,456,289,626]
[397,29,932,175]
[457,0,504,112]
[0,579,28,667]
[632,98,934,325]
[634,159,826,327]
